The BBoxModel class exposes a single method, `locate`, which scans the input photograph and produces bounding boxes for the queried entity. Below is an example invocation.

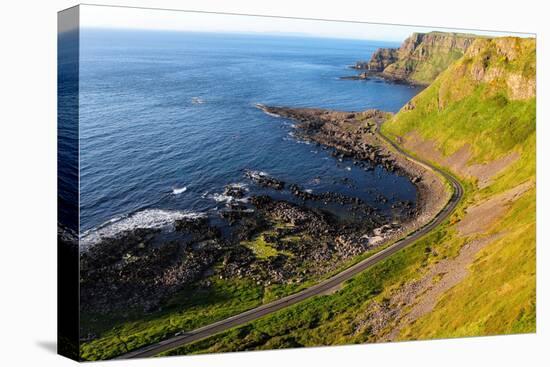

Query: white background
[0,0,547,366]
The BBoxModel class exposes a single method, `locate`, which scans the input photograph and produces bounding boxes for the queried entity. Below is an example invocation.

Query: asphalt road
[117,127,463,359]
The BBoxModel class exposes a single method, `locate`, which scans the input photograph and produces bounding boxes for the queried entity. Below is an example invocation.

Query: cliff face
[355,48,398,71]
[463,37,536,100]
[384,32,476,84]
[385,36,535,165]
[361,32,479,85]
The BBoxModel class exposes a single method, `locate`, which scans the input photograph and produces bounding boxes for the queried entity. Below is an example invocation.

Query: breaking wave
[172,186,187,195]
[208,182,250,205]
[209,193,249,204]
[80,209,205,249]
[255,103,280,118]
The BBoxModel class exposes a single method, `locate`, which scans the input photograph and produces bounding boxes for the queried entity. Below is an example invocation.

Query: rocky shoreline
[256,105,450,246]
[79,104,449,325]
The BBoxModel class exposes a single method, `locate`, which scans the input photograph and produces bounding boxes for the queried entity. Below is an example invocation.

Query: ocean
[69,29,422,243]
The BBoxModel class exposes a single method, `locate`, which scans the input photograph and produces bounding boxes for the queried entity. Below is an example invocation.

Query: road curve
[118,123,463,360]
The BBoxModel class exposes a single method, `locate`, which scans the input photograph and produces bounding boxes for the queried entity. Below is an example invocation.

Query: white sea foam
[255,103,281,117]
[244,170,269,180]
[208,182,250,205]
[211,193,233,203]
[172,186,187,195]
[287,132,310,145]
[264,111,281,118]
[210,193,249,204]
[228,182,249,189]
[80,209,205,249]
[345,166,352,171]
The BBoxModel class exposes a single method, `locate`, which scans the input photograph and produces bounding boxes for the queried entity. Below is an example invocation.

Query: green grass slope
[383,36,536,337]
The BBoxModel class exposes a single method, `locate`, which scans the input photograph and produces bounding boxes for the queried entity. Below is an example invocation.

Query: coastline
[256,105,451,247]
[79,103,450,360]
[346,68,429,86]
[115,106,461,359]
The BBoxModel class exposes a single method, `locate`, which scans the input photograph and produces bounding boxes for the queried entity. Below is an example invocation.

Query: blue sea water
[75,29,422,241]
[58,30,79,233]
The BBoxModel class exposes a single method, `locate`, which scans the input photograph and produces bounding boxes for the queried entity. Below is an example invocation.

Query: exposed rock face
[354,48,398,71]
[463,37,536,100]
[358,32,478,85]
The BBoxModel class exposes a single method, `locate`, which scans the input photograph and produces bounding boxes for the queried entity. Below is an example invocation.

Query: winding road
[117,121,463,359]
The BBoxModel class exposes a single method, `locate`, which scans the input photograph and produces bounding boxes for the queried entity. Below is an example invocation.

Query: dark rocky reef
[79,185,394,315]
[245,170,285,190]
[258,106,408,176]
[340,72,370,80]
[80,222,224,314]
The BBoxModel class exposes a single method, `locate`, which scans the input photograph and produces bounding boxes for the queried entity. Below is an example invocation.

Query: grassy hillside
[382,36,536,338]
[385,37,535,162]
[162,36,536,356]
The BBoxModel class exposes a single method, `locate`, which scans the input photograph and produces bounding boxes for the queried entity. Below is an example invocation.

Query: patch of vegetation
[382,37,536,338]
[79,277,264,361]
[400,189,536,338]
[242,234,279,259]
[401,47,465,85]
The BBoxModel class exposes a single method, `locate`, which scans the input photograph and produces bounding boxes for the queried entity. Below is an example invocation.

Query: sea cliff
[355,31,479,84]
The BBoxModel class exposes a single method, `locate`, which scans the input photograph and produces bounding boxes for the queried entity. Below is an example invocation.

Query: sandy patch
[456,181,533,236]
[402,131,519,188]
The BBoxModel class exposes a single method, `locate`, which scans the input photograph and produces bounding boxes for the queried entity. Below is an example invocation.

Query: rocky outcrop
[340,72,370,80]
[462,37,536,100]
[354,48,398,71]
[79,223,224,314]
[357,32,479,85]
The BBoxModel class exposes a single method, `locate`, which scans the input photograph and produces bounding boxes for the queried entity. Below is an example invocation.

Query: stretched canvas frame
[58,4,536,361]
